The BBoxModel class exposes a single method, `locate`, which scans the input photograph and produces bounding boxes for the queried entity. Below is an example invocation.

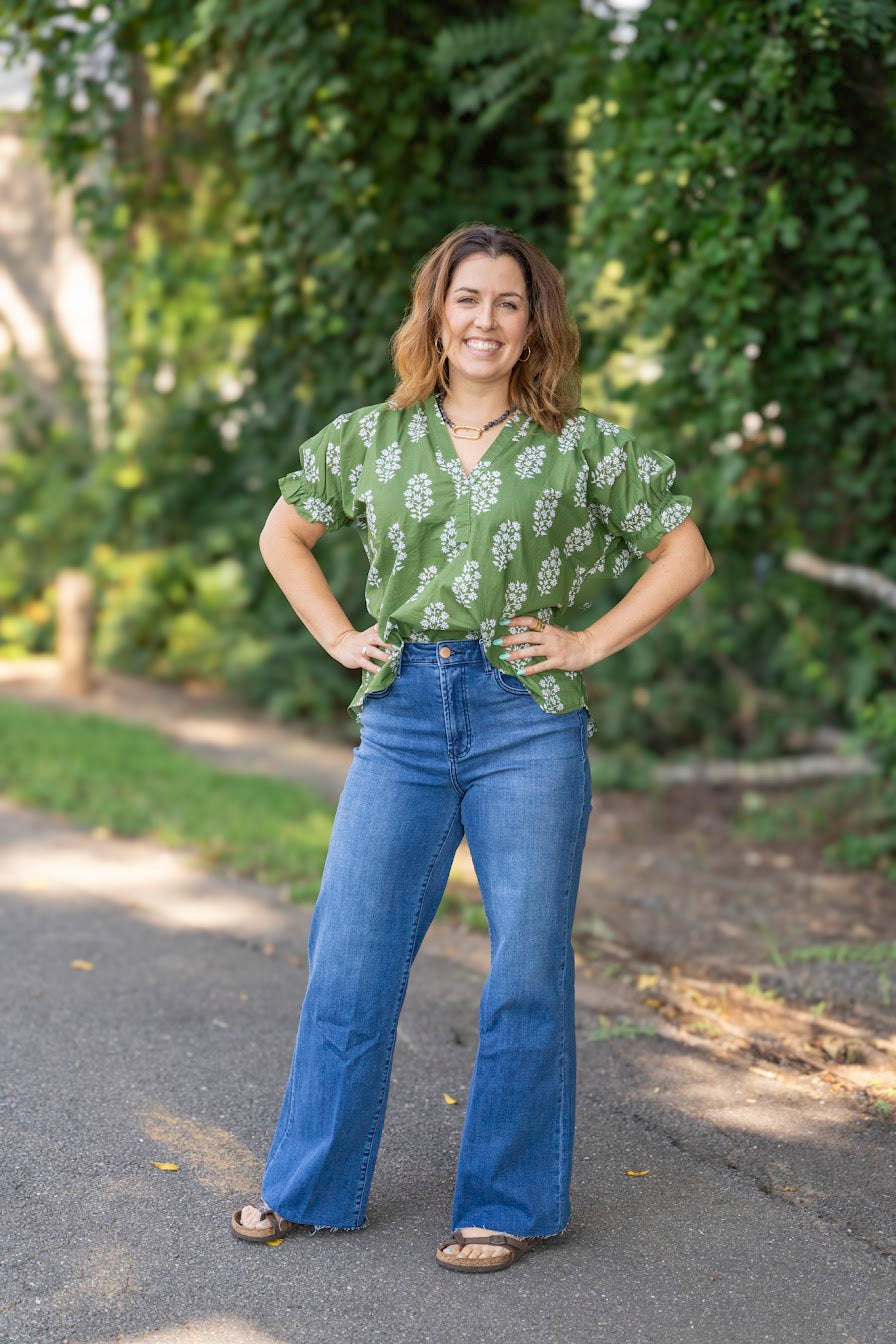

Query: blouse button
[439,646,452,659]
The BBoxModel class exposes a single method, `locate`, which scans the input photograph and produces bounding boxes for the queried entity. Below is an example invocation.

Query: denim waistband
[401,638,486,665]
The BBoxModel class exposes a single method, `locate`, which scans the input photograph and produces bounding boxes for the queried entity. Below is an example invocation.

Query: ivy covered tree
[0,0,583,721]
[568,0,896,755]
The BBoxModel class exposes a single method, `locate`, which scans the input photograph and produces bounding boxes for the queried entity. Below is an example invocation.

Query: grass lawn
[0,699,493,924]
[0,699,338,903]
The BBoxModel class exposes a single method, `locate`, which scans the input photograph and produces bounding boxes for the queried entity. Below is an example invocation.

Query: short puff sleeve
[278,414,360,533]
[586,423,693,557]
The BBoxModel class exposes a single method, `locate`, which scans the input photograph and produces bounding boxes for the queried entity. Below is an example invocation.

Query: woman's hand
[330,624,396,675]
[496,616,596,674]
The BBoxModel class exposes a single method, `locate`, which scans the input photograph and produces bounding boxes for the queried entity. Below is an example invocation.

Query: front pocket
[363,677,398,701]
[491,665,533,696]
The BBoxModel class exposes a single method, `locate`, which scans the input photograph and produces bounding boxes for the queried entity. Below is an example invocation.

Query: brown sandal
[230,1196,304,1243]
[435,1229,532,1273]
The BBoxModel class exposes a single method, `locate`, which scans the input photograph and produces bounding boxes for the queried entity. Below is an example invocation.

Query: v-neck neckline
[425,394,523,481]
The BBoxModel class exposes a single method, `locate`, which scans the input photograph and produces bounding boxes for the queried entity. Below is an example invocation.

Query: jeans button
[439,646,452,658]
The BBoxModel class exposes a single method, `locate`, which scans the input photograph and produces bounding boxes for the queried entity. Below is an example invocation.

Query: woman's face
[439,252,531,390]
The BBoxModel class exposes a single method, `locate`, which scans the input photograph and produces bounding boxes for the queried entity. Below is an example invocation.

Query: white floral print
[277,396,693,735]
[532,488,562,537]
[404,472,435,521]
[376,442,402,482]
[451,559,481,607]
[491,520,522,570]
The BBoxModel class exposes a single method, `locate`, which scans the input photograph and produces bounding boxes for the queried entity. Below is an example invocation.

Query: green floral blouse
[278,394,693,738]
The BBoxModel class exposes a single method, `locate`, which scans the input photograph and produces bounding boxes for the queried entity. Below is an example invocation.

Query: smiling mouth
[464,339,502,353]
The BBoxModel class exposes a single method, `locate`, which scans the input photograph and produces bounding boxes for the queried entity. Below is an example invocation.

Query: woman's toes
[241,1204,271,1231]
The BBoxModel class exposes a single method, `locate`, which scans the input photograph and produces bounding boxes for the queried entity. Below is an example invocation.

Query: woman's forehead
[449,251,528,296]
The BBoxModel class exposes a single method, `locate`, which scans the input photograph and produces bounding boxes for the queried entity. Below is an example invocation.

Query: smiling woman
[390,222,581,435]
[241,222,714,1273]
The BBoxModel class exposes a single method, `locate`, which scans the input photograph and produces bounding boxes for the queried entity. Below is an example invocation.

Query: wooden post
[56,569,94,696]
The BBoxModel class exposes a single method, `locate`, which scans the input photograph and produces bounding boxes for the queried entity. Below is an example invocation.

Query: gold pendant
[452,425,483,440]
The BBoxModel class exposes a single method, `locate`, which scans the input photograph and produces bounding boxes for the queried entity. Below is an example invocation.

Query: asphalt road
[1,799,893,1344]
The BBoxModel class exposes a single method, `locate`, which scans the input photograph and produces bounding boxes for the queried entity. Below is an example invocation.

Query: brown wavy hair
[390,223,581,435]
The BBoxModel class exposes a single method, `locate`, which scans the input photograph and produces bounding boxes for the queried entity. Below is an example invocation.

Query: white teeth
[465,340,501,351]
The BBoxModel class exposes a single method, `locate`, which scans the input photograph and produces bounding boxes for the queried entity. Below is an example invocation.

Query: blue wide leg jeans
[262,638,593,1238]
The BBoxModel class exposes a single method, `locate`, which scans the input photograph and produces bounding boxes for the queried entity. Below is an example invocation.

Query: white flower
[503,581,528,616]
[302,445,319,483]
[510,416,533,443]
[612,546,636,576]
[434,448,470,498]
[573,463,590,507]
[636,454,662,482]
[539,676,565,713]
[660,501,691,530]
[479,616,497,644]
[537,547,561,595]
[568,565,587,602]
[367,563,381,588]
[407,407,428,442]
[388,522,406,572]
[470,468,502,514]
[563,524,594,557]
[620,502,653,534]
[590,444,626,487]
[301,497,335,526]
[532,488,562,537]
[422,601,450,629]
[331,412,351,428]
[348,463,363,493]
[325,441,341,474]
[358,489,377,539]
[441,516,462,561]
[491,520,522,570]
[404,472,434,521]
[514,444,546,478]
[559,415,586,453]
[359,409,380,447]
[595,416,622,437]
[375,441,402,481]
[412,565,439,598]
[451,560,481,606]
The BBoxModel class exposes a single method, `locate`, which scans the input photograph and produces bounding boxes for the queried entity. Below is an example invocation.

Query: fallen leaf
[69,960,94,971]
[150,1161,180,1171]
[265,1238,284,1247]
[443,1093,459,1105]
[626,1169,650,1177]
[239,993,249,1001]
[637,973,660,991]
[261,943,277,957]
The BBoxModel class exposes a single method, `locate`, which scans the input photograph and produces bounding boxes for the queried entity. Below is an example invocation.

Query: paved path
[1,799,894,1344]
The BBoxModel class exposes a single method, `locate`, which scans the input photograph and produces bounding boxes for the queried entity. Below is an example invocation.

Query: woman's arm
[259,499,394,674]
[582,517,714,665]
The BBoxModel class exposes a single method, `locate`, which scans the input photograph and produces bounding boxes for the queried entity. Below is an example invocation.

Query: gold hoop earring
[518,344,531,363]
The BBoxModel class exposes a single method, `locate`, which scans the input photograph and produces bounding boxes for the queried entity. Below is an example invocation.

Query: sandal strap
[437,1231,528,1254]
[459,1233,528,1249]
[243,1195,288,1233]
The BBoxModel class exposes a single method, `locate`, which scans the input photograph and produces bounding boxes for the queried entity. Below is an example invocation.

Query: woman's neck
[440,377,513,426]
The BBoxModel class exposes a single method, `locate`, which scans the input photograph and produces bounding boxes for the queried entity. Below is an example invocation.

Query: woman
[231,223,714,1272]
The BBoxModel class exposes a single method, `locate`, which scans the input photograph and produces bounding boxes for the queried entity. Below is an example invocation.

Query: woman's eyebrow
[454,286,526,300]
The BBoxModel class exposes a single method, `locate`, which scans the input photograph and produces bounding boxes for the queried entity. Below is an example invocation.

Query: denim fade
[262,637,594,1238]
